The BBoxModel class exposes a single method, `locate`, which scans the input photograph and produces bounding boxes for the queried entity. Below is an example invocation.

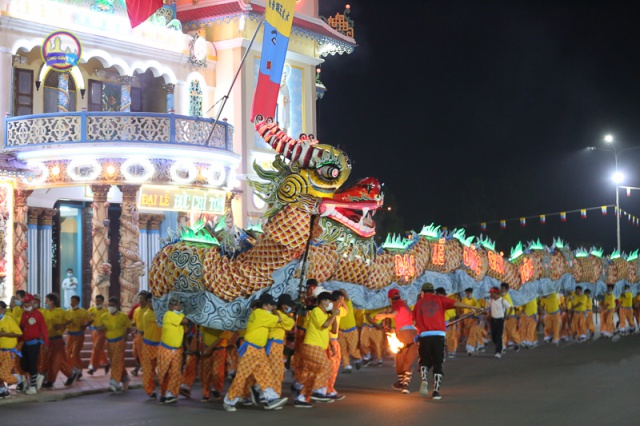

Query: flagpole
[205,13,266,146]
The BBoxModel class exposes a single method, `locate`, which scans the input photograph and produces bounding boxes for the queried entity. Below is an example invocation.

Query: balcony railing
[4,112,234,152]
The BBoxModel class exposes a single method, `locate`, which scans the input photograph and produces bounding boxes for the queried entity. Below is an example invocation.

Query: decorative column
[57,72,70,113]
[26,208,43,295]
[38,209,57,297]
[163,83,175,113]
[177,211,190,229]
[119,76,134,112]
[13,189,32,293]
[148,214,165,276]
[118,185,144,311]
[90,185,111,301]
[138,214,150,291]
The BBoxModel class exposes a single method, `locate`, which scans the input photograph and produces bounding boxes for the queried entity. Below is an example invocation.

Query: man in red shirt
[19,294,49,394]
[413,283,481,400]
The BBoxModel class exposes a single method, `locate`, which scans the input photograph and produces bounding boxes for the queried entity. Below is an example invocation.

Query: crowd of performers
[1,280,639,406]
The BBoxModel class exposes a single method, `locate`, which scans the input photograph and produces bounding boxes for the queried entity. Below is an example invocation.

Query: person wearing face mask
[262,294,296,400]
[324,290,348,401]
[65,295,91,377]
[10,290,26,391]
[294,292,340,408]
[94,297,131,392]
[223,293,288,412]
[0,300,24,398]
[618,284,636,335]
[130,291,149,378]
[600,285,616,338]
[157,297,189,404]
[20,294,48,393]
[87,295,109,375]
[61,268,78,310]
[42,293,80,389]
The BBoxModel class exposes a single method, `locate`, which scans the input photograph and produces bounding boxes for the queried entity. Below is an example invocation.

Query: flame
[386,332,404,354]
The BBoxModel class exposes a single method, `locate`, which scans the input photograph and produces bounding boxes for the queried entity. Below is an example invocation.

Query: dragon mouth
[319,200,381,238]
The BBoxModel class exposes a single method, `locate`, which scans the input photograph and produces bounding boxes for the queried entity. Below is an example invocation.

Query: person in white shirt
[61,268,78,309]
[487,286,511,359]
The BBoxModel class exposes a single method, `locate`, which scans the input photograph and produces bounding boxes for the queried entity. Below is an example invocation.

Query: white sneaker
[494,353,502,359]
[25,387,37,395]
[224,402,237,412]
[36,374,45,390]
[419,381,429,398]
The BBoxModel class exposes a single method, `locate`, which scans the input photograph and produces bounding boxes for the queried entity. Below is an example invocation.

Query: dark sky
[316,0,640,254]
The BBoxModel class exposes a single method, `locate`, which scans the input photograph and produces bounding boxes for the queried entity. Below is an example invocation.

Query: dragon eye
[317,164,340,180]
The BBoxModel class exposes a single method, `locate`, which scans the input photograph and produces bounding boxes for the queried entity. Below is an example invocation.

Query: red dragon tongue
[333,177,382,202]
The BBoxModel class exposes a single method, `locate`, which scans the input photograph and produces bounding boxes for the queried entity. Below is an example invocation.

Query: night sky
[316,0,640,254]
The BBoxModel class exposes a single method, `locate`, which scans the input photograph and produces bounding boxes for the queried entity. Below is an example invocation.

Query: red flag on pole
[126,0,164,28]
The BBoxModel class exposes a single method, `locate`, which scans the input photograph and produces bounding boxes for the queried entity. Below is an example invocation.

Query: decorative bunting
[602,206,608,215]
[520,217,526,227]
[481,222,487,231]
[581,209,587,219]
[540,215,546,224]
[500,220,506,229]
[560,212,566,222]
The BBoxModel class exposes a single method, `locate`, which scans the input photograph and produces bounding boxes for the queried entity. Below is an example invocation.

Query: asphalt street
[3,334,640,426]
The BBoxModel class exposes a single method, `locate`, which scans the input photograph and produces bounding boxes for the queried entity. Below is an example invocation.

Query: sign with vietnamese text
[139,186,226,214]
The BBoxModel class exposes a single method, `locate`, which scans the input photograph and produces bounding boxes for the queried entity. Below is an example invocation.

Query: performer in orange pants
[95,297,132,392]
[201,347,226,401]
[225,345,278,404]
[326,339,342,396]
[107,338,127,383]
[338,328,361,370]
[87,295,108,374]
[543,311,561,343]
[180,326,200,398]
[465,317,485,354]
[0,351,19,387]
[141,340,159,396]
[46,337,75,384]
[157,345,183,399]
[66,334,84,370]
[360,322,385,364]
[157,297,188,403]
[298,343,332,401]
[445,321,459,357]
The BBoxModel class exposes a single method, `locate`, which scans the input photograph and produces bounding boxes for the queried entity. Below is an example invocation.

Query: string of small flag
[458,204,640,231]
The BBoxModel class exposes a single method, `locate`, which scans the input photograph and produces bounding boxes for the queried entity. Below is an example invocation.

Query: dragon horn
[254,115,320,167]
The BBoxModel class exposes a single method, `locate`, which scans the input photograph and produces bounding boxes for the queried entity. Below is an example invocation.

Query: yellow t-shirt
[304,307,331,349]
[620,291,633,308]
[95,311,131,341]
[142,309,162,343]
[354,309,365,328]
[0,314,22,349]
[338,300,357,331]
[329,306,348,339]
[201,327,232,348]
[363,308,385,326]
[244,308,279,347]
[585,297,593,311]
[43,307,69,338]
[133,306,149,329]
[541,293,560,313]
[502,293,517,315]
[11,306,23,324]
[461,297,479,314]
[522,299,538,316]
[161,311,185,349]
[88,306,108,326]
[603,293,616,310]
[66,307,91,333]
[268,310,296,341]
[570,293,588,312]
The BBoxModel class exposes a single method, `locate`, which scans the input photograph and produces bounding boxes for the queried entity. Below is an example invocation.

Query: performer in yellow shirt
[0,300,24,398]
[618,284,636,334]
[459,288,478,342]
[583,289,596,338]
[541,292,560,344]
[65,295,91,375]
[559,293,571,341]
[634,291,640,331]
[520,298,538,348]
[500,284,521,351]
[569,286,588,341]
[337,290,362,372]
[200,326,231,402]
[157,297,188,404]
[140,293,162,399]
[223,293,288,412]
[87,295,109,375]
[42,293,80,389]
[95,297,132,393]
[130,291,149,377]
[10,290,26,386]
[600,285,616,338]
[325,291,348,400]
[361,307,386,367]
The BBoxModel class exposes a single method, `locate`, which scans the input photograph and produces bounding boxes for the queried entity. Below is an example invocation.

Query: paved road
[4,334,640,426]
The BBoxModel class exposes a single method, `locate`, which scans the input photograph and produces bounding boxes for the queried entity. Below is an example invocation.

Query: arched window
[44,71,77,113]
[188,79,203,117]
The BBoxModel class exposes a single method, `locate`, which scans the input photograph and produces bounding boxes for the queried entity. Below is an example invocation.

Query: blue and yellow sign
[42,31,82,71]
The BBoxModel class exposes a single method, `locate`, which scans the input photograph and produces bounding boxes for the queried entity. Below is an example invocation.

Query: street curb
[0,384,143,406]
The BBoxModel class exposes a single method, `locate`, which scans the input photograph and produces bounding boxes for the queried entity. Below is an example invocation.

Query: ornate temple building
[0,0,355,309]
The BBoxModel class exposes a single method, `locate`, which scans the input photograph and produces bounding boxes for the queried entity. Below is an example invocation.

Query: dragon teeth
[321,206,335,217]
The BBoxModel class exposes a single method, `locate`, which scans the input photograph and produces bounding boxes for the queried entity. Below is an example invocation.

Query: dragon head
[249,116,383,258]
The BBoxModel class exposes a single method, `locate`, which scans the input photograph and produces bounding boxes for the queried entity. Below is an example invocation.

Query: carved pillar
[90,185,111,301]
[38,209,57,298]
[13,189,32,293]
[26,207,43,295]
[119,76,134,112]
[57,72,70,113]
[138,214,150,291]
[177,211,190,229]
[118,185,144,311]
[163,83,175,113]
[148,214,164,274]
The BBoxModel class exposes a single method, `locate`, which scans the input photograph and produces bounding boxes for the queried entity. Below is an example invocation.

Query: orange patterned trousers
[293,328,306,383]
[47,338,73,383]
[299,344,331,399]
[360,325,384,360]
[0,351,18,385]
[619,308,636,331]
[327,339,341,394]
[181,337,200,388]
[338,328,361,367]
[503,317,521,345]
[157,346,183,397]
[107,338,127,383]
[544,312,561,342]
[66,334,85,370]
[520,315,538,344]
[132,333,143,364]
[141,342,159,395]
[446,323,459,354]
[13,342,24,375]
[201,347,226,399]
[571,312,587,338]
[90,330,108,368]
[227,345,277,401]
